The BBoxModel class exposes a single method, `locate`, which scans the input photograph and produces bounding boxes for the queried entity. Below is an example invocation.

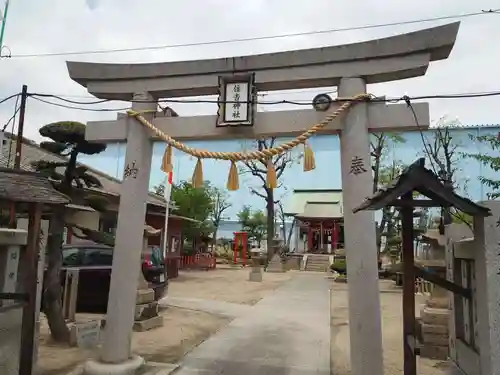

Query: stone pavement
[172,272,331,375]
[160,296,251,318]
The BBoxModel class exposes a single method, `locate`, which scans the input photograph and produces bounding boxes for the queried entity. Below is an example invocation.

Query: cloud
[0,0,499,143]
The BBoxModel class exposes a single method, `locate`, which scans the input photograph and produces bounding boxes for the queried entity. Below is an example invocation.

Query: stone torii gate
[66,22,460,375]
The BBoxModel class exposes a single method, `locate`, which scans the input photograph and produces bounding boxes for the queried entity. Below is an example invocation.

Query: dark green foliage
[40,141,68,155]
[39,121,106,155]
[84,195,109,212]
[237,206,266,245]
[330,259,346,274]
[154,181,215,243]
[170,181,213,223]
[70,224,115,247]
[465,134,500,199]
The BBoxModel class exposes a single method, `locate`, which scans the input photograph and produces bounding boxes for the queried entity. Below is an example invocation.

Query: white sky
[0,0,499,142]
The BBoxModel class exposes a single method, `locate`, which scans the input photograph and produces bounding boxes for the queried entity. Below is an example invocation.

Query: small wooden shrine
[353,158,490,375]
[0,168,69,375]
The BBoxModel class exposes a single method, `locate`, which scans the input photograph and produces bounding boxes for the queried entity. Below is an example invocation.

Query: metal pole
[14,84,28,169]
[10,85,28,228]
[0,0,10,50]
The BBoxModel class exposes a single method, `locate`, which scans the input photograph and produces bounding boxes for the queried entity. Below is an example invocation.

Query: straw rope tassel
[160,144,173,173]
[266,159,277,189]
[192,158,204,188]
[226,160,239,191]
[303,142,316,172]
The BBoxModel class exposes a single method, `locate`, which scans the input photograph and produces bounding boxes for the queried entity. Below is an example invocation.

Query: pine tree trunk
[43,208,70,342]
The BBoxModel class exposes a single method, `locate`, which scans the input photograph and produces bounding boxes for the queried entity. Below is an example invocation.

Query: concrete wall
[0,305,23,375]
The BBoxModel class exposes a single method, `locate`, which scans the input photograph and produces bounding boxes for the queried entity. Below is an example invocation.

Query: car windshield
[62,247,83,266]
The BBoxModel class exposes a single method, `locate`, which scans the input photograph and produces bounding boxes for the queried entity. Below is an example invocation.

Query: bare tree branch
[250,187,267,199]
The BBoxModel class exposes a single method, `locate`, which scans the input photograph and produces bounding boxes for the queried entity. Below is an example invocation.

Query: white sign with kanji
[217,74,255,127]
[224,82,249,123]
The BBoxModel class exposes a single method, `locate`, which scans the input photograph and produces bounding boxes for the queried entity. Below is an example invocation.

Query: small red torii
[232,231,248,267]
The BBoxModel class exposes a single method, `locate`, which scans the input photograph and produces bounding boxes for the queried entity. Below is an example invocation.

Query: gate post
[338,77,383,375]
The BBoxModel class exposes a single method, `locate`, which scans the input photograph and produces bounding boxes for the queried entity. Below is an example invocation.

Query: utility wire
[403,96,473,227]
[1,93,19,131]
[30,96,131,112]
[2,9,498,59]
[25,90,500,112]
[0,93,19,105]
[5,94,19,166]
[37,87,338,101]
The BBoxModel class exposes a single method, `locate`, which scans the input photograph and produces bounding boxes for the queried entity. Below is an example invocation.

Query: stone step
[305,268,328,272]
[420,307,450,326]
[421,323,448,335]
[419,344,449,360]
[133,315,163,332]
[421,332,449,346]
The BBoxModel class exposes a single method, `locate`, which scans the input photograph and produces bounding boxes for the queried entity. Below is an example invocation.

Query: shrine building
[285,189,344,253]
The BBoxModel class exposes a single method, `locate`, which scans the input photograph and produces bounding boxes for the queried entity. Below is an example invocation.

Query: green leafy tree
[237,206,267,246]
[31,121,108,342]
[466,133,500,198]
[154,180,214,244]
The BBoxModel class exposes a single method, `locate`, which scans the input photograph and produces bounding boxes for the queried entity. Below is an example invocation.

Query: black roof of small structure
[0,168,70,205]
[353,158,491,217]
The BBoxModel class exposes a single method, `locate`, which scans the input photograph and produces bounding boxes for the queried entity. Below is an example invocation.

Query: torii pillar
[66,22,460,375]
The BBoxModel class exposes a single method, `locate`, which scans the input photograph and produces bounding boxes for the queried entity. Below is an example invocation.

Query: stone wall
[0,304,23,375]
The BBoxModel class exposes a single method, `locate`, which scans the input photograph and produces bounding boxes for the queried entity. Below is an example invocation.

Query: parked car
[50,241,167,313]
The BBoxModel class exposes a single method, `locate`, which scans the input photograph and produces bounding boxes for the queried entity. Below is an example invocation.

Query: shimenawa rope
[127,93,371,190]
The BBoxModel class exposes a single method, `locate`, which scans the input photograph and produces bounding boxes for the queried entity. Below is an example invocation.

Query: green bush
[330,259,346,274]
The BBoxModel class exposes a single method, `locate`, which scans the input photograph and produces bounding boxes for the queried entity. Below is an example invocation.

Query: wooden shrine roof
[353,158,491,217]
[295,201,343,220]
[0,168,69,205]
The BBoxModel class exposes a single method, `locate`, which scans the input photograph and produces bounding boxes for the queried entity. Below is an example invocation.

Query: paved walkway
[160,296,251,318]
[172,272,331,375]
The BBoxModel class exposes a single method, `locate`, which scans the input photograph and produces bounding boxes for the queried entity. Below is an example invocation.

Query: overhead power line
[20,89,500,112]
[2,89,500,114]
[1,9,498,59]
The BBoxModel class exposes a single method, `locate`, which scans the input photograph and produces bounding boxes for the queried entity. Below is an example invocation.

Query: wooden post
[19,203,42,375]
[233,232,238,265]
[241,232,247,267]
[333,222,338,251]
[307,227,313,252]
[401,191,417,375]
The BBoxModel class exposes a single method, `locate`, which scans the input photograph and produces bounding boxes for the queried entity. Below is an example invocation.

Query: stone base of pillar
[266,254,286,273]
[83,355,144,375]
[133,315,164,332]
[133,289,163,332]
[248,268,263,282]
[418,304,449,360]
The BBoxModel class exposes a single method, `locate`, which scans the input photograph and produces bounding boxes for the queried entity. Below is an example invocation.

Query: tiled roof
[0,134,166,207]
[0,168,69,204]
